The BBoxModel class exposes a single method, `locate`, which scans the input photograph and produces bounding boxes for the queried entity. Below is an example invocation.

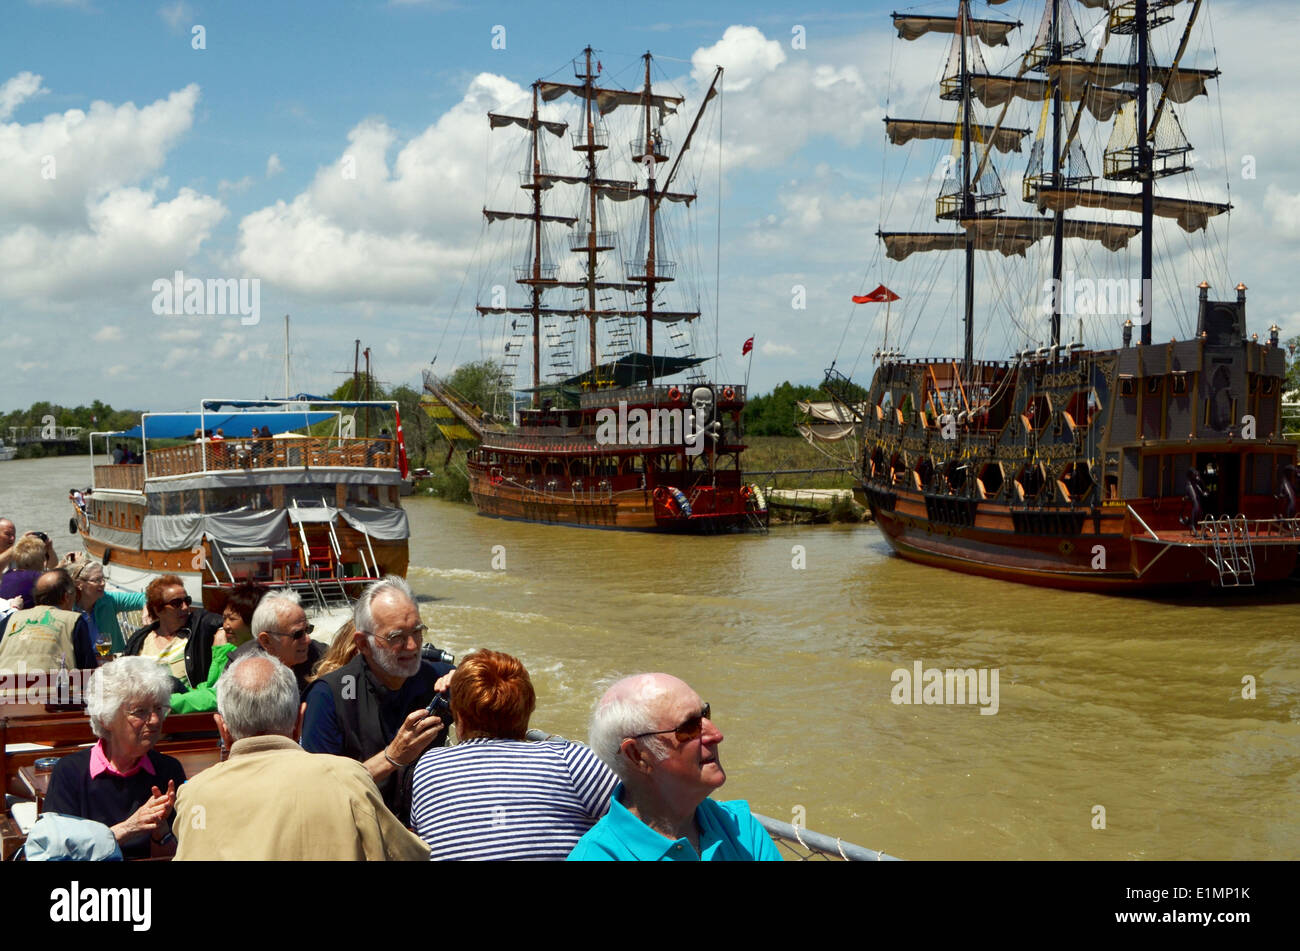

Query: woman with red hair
[409,649,616,860]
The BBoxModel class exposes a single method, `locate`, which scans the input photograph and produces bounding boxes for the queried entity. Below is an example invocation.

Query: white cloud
[158,1,193,33]
[692,25,786,92]
[265,153,283,178]
[1265,186,1300,239]
[0,83,202,228]
[218,175,255,195]
[761,341,796,355]
[93,325,122,342]
[235,72,536,303]
[0,186,225,303]
[0,83,224,308]
[0,72,45,120]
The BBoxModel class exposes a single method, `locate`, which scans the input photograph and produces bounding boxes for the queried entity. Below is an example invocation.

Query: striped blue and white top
[410,737,618,861]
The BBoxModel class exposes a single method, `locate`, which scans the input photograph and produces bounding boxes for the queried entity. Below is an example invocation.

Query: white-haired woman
[42,656,187,858]
[67,559,147,655]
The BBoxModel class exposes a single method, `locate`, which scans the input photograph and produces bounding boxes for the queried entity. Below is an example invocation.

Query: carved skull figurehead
[691,386,715,429]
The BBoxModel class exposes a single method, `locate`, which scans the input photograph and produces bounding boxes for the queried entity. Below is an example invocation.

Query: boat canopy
[550,353,710,390]
[113,411,337,440]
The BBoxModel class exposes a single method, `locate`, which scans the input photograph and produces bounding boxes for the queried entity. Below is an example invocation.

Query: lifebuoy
[741,485,753,499]
[722,386,735,401]
[668,387,682,402]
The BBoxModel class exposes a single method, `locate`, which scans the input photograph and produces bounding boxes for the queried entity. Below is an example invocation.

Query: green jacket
[93,590,148,653]
[169,642,239,714]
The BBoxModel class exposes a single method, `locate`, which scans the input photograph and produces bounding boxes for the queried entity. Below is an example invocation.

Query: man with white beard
[301,576,455,822]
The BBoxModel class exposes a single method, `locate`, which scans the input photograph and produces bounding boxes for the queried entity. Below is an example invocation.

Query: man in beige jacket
[174,654,430,860]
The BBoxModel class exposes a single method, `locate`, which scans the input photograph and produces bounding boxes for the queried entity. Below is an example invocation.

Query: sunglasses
[631,703,711,744]
[275,623,315,641]
[162,595,192,610]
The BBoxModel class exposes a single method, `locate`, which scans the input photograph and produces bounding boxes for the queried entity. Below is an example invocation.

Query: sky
[1,0,1296,415]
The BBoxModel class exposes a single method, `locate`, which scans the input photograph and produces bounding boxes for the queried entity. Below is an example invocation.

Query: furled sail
[962,216,1141,252]
[1049,62,1220,105]
[538,81,684,117]
[488,113,567,137]
[595,183,696,205]
[966,74,1133,121]
[893,14,1019,47]
[885,117,1030,154]
[1033,188,1230,233]
[483,209,579,226]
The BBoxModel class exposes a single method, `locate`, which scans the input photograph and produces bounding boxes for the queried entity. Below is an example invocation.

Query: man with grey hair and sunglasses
[568,673,780,861]
[225,589,324,697]
[301,575,454,822]
[174,654,430,860]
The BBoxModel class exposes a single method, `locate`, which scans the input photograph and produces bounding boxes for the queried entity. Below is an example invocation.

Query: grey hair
[85,656,174,739]
[588,676,671,782]
[249,588,302,638]
[353,575,416,635]
[216,654,299,740]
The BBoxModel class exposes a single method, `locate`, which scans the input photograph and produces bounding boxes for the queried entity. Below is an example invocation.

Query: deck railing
[93,464,144,491]
[146,437,395,479]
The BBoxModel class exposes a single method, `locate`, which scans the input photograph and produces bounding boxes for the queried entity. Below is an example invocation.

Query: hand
[111,780,176,844]
[213,628,229,646]
[385,708,445,766]
[433,672,454,694]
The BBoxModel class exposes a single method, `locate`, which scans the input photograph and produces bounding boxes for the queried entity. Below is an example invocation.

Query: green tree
[442,360,511,413]
[742,379,869,437]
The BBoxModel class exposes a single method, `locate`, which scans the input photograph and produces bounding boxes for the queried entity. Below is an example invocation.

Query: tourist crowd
[1,520,778,861]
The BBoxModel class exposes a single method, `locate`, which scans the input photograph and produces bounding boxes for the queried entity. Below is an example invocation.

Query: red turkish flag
[852,284,900,304]
[394,407,410,479]
[741,336,754,356]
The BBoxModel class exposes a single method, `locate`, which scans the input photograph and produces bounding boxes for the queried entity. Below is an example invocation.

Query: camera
[420,643,455,666]
[425,691,453,722]
[33,531,49,542]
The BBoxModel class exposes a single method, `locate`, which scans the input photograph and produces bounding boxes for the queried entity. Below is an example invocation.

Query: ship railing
[145,436,396,479]
[752,814,900,862]
[93,464,144,492]
[578,384,746,408]
[1194,515,1300,540]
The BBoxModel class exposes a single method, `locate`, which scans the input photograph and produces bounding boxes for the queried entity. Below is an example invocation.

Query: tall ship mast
[425,49,768,532]
[831,0,1299,589]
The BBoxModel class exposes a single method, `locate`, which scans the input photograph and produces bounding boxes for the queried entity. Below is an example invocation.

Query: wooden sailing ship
[829,0,1299,590]
[425,49,767,532]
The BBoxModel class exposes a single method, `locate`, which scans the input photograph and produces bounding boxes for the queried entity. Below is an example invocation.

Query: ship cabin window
[1171,372,1189,396]
[1017,463,1046,500]
[870,448,886,480]
[1105,475,1119,500]
[941,459,964,492]
[1119,375,1136,398]
[345,483,392,508]
[1026,395,1050,432]
[1062,462,1095,501]
[1146,376,1162,396]
[1260,376,1275,396]
[1065,389,1102,431]
[978,462,1004,495]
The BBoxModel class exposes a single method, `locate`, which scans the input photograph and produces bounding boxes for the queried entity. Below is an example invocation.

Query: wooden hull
[468,470,759,533]
[866,485,1300,591]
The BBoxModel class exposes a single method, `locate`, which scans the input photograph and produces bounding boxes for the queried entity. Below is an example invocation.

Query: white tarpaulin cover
[340,506,410,541]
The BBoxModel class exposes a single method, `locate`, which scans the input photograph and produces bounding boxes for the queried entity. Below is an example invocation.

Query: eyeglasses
[274,623,314,641]
[161,595,192,610]
[631,703,711,744]
[367,623,426,647]
[125,705,169,723]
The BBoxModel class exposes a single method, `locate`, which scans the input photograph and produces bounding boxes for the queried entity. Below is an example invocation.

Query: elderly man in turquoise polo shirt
[568,672,780,861]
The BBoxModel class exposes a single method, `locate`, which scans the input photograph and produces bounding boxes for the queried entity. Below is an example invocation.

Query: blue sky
[1,0,1295,413]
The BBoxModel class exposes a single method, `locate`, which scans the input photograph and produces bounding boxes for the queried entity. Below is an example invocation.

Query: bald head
[216,654,300,740]
[589,673,693,780]
[33,569,75,609]
[0,519,15,550]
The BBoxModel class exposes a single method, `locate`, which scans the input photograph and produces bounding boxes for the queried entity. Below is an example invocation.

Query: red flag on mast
[852,285,900,304]
[741,336,754,356]
[394,406,410,479]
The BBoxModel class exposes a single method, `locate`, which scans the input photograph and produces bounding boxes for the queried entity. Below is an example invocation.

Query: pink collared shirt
[88,740,156,779]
